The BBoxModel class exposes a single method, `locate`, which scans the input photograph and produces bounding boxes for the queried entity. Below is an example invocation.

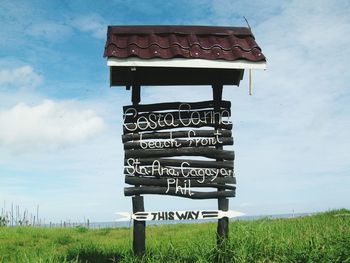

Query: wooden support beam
[213,84,230,247]
[110,66,243,86]
[132,196,145,256]
[130,85,145,257]
[212,85,223,105]
[217,198,229,245]
[132,85,141,105]
[125,186,235,199]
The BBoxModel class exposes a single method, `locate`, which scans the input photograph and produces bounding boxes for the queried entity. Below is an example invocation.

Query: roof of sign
[104,25,266,70]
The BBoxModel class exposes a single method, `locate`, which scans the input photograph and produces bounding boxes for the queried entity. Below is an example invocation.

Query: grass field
[0,209,349,263]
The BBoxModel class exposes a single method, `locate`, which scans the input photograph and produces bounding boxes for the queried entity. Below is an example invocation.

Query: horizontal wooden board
[124,186,236,199]
[123,108,231,124]
[125,147,234,160]
[110,66,243,86]
[123,117,232,134]
[124,167,234,178]
[122,130,232,143]
[123,100,231,113]
[125,175,236,188]
[124,158,234,169]
[121,210,244,221]
[123,137,233,150]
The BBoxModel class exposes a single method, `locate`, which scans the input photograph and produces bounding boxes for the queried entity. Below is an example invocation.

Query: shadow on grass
[65,244,123,263]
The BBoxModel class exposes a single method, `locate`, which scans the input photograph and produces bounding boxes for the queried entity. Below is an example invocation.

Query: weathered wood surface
[123,137,233,149]
[217,198,229,245]
[125,148,234,160]
[131,86,145,258]
[124,186,236,199]
[124,167,234,178]
[123,117,232,134]
[132,196,145,256]
[125,175,236,189]
[132,85,141,105]
[110,66,243,86]
[124,108,231,123]
[124,158,234,169]
[122,129,232,143]
[123,100,231,113]
[212,84,230,248]
[125,210,243,221]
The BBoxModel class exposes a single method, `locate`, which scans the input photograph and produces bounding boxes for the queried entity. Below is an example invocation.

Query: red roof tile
[104,25,266,62]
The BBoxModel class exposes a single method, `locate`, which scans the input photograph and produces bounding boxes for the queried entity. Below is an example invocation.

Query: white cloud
[0,66,43,88]
[0,100,105,152]
[72,14,106,39]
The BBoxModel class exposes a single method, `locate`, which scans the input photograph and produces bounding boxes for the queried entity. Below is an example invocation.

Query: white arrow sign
[116,210,244,221]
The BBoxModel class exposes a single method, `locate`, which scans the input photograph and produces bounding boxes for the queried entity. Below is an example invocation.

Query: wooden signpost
[123,85,235,255]
[104,25,266,257]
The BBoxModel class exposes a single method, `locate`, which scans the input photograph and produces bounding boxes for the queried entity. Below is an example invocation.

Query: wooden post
[132,196,145,256]
[212,84,229,246]
[131,84,145,257]
[217,198,229,244]
[132,85,140,105]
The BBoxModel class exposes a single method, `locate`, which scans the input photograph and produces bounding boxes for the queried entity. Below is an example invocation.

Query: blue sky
[0,0,349,222]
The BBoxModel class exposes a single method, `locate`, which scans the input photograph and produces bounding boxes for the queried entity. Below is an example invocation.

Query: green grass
[0,209,349,263]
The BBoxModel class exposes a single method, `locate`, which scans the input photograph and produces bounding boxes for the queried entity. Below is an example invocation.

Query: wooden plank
[124,158,234,169]
[123,117,232,134]
[124,186,236,199]
[124,167,234,178]
[125,175,236,189]
[125,147,234,160]
[122,130,232,143]
[123,137,233,150]
[123,100,231,113]
[110,66,243,86]
[122,210,244,221]
[123,108,231,123]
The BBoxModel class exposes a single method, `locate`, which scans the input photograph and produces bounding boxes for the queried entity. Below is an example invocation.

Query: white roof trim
[107,57,266,70]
